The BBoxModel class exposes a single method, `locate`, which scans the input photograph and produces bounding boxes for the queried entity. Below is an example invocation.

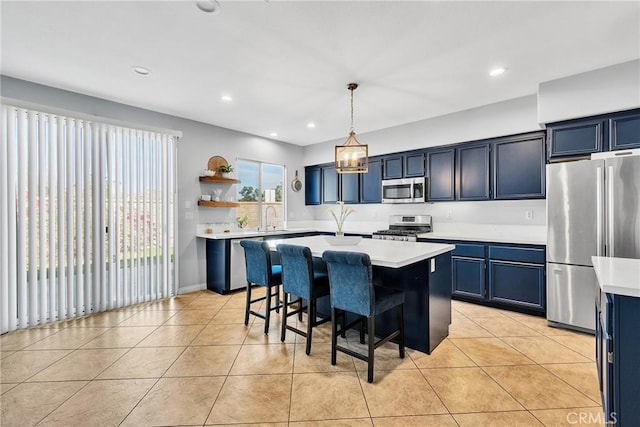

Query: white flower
[327,201,354,233]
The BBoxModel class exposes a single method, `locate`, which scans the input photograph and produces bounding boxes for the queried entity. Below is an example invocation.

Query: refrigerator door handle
[596,167,604,257]
[606,165,615,257]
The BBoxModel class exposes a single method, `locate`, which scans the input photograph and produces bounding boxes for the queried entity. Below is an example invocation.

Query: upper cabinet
[360,158,383,204]
[609,110,640,151]
[404,152,426,177]
[382,155,403,179]
[493,133,546,199]
[547,108,640,160]
[340,172,360,204]
[383,152,425,179]
[456,143,491,201]
[427,148,455,201]
[304,166,321,205]
[547,118,604,159]
[322,165,339,204]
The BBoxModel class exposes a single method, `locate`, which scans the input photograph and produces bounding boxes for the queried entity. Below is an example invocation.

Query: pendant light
[335,83,368,173]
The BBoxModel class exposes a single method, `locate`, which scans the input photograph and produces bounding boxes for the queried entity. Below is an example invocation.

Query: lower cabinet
[205,232,318,294]
[425,239,546,314]
[595,290,640,426]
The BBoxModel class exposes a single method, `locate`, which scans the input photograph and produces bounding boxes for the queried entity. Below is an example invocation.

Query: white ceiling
[2,1,639,146]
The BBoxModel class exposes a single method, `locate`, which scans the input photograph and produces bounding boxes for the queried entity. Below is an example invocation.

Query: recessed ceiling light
[270,132,278,137]
[131,66,150,76]
[220,95,233,102]
[196,0,221,14]
[307,122,316,128]
[489,67,506,77]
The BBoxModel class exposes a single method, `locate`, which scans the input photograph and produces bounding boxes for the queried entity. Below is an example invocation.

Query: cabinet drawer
[488,246,544,264]
[452,243,485,258]
[488,261,545,310]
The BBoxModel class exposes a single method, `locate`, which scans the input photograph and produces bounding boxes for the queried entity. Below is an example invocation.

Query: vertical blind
[0,104,178,333]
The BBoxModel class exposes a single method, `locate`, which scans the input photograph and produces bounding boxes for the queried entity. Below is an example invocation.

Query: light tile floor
[1,290,604,426]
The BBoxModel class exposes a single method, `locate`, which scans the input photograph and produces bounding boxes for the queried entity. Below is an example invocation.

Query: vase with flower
[328,201,354,237]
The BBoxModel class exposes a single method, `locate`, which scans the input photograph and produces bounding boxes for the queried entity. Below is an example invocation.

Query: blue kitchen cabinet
[423,238,546,315]
[304,166,321,205]
[340,172,359,204]
[360,158,382,203]
[609,110,640,151]
[456,143,491,200]
[322,165,339,204]
[493,133,546,199]
[383,155,403,179]
[487,245,545,312]
[427,149,455,201]
[405,151,425,177]
[451,243,486,300]
[596,291,640,425]
[547,118,604,159]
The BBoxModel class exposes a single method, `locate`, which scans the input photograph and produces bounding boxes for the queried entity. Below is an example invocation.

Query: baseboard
[178,283,207,294]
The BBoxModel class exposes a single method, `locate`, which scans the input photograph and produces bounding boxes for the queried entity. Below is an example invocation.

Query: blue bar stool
[322,250,405,383]
[276,244,331,355]
[240,239,282,335]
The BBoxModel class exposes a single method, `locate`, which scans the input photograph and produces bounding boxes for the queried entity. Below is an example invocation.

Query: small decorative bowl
[203,170,216,177]
[324,235,362,246]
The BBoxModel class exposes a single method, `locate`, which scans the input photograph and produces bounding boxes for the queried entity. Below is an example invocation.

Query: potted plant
[219,164,234,178]
[236,215,248,229]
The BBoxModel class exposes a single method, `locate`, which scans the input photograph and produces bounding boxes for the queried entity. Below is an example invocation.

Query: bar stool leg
[281,292,289,342]
[367,316,375,383]
[330,307,338,366]
[398,304,405,359]
[264,285,272,335]
[244,283,252,325]
[306,299,314,355]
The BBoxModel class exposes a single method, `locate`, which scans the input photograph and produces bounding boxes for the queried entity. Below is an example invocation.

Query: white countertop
[417,223,546,245]
[195,228,316,239]
[592,256,640,298]
[195,222,546,245]
[265,235,455,268]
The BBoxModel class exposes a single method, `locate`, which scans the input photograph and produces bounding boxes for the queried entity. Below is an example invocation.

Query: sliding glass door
[0,104,177,333]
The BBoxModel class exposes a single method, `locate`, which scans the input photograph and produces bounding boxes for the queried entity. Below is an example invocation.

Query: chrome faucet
[265,205,277,230]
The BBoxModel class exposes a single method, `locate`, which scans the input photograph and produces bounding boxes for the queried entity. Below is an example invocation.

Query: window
[236,160,285,230]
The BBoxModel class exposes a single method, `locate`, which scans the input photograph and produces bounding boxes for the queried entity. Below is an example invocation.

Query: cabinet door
[360,158,382,203]
[456,144,490,200]
[304,166,321,205]
[340,173,359,204]
[427,149,455,201]
[609,110,640,151]
[488,261,545,311]
[322,166,339,204]
[493,134,546,199]
[547,119,604,159]
[452,257,485,299]
[383,155,403,179]
[405,152,425,177]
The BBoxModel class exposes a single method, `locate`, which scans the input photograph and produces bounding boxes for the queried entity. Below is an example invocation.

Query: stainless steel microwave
[381,177,426,203]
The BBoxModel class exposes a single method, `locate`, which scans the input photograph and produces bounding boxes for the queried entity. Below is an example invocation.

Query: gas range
[372,215,432,242]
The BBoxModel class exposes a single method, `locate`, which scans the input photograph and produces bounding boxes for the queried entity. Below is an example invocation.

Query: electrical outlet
[525,210,533,220]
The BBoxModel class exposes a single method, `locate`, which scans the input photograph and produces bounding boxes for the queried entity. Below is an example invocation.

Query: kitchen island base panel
[317,252,452,354]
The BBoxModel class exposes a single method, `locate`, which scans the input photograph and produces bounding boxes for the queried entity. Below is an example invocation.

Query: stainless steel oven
[381,177,426,203]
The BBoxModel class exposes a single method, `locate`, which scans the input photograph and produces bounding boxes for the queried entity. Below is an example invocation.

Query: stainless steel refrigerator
[546,150,640,332]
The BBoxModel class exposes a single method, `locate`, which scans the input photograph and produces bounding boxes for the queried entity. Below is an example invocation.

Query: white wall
[1,76,308,290]
[302,94,545,225]
[302,94,541,165]
[537,59,640,124]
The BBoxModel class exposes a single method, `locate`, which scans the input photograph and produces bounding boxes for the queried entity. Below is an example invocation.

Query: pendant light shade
[335,83,368,173]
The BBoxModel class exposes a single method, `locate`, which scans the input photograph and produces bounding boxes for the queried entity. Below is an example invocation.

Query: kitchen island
[592,256,640,426]
[267,236,455,354]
